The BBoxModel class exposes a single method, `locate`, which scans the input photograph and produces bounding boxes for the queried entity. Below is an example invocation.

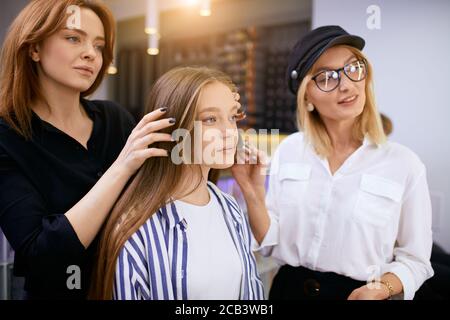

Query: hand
[347,284,390,300]
[113,108,176,177]
[231,139,271,243]
[230,139,268,199]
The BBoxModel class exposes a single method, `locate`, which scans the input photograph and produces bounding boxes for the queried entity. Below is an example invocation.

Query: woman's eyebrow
[62,27,105,41]
[199,107,220,113]
[199,104,239,114]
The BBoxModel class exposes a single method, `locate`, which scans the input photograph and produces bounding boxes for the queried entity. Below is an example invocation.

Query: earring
[306,103,315,112]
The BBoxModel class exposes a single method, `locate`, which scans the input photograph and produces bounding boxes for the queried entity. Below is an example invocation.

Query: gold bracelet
[379,280,394,300]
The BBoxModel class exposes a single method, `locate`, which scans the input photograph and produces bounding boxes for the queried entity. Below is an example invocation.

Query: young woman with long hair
[90,66,264,300]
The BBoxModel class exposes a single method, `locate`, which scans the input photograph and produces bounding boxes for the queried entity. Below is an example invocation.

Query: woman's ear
[304,95,310,105]
[29,44,40,62]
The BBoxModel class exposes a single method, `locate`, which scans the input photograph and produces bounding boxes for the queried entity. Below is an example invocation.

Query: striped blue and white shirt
[113,181,264,300]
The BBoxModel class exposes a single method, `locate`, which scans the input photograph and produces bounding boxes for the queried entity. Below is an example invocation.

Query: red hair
[0,0,115,139]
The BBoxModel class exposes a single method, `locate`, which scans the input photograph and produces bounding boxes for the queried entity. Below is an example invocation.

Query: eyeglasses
[311,59,367,92]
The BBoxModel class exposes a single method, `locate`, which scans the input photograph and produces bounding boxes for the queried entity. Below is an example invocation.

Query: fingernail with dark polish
[169,118,176,124]
[160,107,167,112]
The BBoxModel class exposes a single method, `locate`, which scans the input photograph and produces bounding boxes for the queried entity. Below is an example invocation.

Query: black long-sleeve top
[0,99,136,299]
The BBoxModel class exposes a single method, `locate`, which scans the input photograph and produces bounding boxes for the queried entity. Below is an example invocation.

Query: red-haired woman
[0,0,175,299]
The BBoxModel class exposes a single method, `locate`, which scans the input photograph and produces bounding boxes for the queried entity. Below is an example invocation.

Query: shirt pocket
[352,174,404,227]
[278,163,312,205]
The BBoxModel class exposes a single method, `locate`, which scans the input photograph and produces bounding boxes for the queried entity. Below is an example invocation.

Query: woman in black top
[0,0,175,299]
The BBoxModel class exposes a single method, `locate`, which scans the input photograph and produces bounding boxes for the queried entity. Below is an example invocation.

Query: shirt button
[97,171,103,177]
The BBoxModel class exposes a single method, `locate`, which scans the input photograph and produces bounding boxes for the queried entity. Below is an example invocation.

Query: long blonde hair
[296,45,386,157]
[89,67,237,300]
[0,0,115,140]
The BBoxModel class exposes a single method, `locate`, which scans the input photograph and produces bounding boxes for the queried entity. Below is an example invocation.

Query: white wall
[313,0,450,251]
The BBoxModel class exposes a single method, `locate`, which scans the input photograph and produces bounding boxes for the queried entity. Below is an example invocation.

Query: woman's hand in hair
[66,109,175,249]
[231,140,270,244]
[231,140,268,196]
[113,108,176,177]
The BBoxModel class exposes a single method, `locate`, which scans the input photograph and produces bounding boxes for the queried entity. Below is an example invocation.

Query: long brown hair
[89,67,237,299]
[0,0,115,140]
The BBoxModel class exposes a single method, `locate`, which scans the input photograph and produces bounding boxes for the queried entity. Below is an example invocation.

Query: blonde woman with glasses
[231,25,434,300]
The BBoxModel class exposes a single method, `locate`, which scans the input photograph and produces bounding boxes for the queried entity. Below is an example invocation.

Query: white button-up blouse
[258,132,434,299]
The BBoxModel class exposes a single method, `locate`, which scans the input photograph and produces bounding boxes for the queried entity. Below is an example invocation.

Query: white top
[176,187,243,299]
[113,182,264,300]
[258,132,434,300]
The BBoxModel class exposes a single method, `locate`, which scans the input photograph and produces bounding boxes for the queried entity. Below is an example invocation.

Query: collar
[81,98,102,115]
[363,133,382,148]
[31,98,100,133]
[160,181,243,229]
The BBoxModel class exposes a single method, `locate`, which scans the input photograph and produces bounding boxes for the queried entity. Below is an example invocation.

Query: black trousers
[269,265,366,300]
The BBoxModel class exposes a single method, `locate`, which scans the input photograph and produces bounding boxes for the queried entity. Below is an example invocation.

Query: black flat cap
[286,25,365,95]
